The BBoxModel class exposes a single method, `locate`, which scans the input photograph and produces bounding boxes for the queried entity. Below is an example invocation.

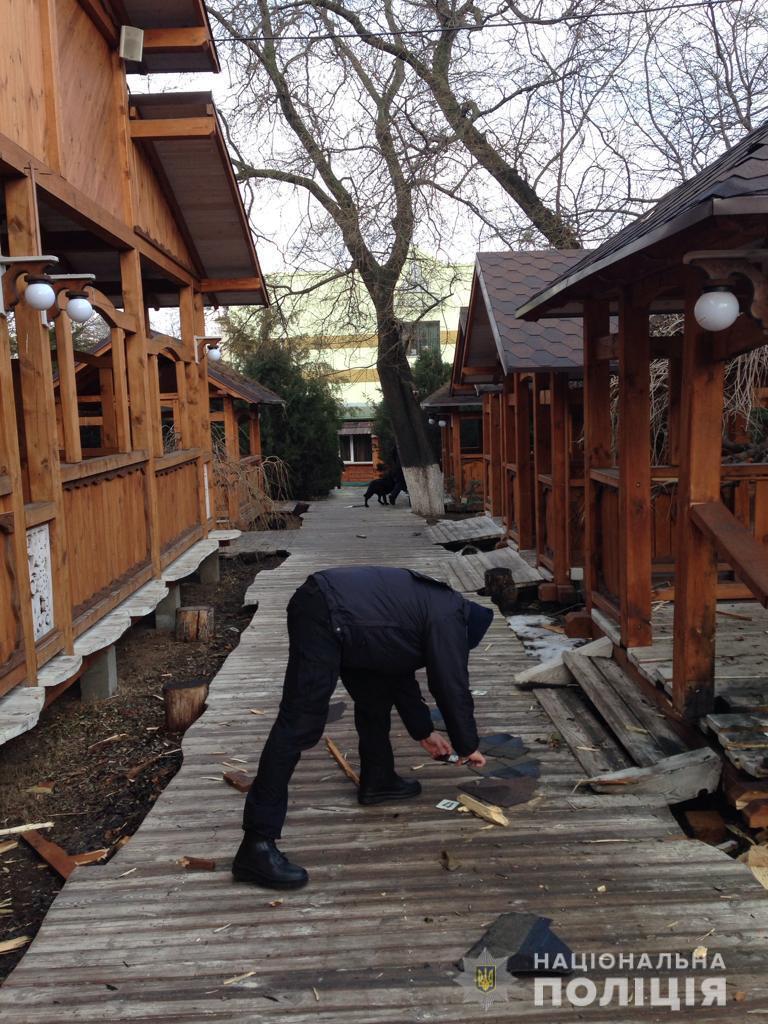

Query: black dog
[364,472,395,506]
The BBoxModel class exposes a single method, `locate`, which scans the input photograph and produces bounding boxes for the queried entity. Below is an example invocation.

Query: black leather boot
[358,772,422,806]
[232,833,308,889]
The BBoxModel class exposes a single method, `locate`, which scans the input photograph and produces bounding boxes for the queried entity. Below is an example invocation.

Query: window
[339,433,373,463]
[460,416,483,454]
[402,320,440,358]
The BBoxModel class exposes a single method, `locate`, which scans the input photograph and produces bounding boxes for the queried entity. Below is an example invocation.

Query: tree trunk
[376,312,444,517]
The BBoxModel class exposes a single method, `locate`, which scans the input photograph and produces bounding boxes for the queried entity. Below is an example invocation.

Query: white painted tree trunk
[402,463,444,517]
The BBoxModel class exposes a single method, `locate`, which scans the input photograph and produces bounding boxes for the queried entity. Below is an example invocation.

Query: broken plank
[0,822,53,838]
[564,651,667,767]
[586,748,722,804]
[534,687,631,776]
[325,736,360,786]
[20,831,75,880]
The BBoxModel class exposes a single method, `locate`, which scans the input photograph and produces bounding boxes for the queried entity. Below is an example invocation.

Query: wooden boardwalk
[1,491,767,1021]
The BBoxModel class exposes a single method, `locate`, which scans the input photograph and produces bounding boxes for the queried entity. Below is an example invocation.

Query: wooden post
[549,372,571,590]
[617,288,652,647]
[667,356,682,466]
[175,605,215,642]
[532,373,551,565]
[53,315,83,463]
[583,299,612,615]
[672,271,724,719]
[120,249,161,573]
[163,679,208,733]
[249,412,261,458]
[99,365,118,449]
[450,412,461,497]
[5,175,74,656]
[513,374,535,550]
[110,328,131,452]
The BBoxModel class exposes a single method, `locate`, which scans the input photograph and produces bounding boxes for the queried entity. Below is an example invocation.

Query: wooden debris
[457,793,510,827]
[21,831,77,880]
[0,822,53,838]
[163,679,209,733]
[586,748,722,803]
[126,753,164,782]
[746,846,768,890]
[684,810,728,845]
[175,605,215,642]
[564,611,594,639]
[0,841,18,855]
[223,770,253,793]
[0,937,31,955]
[25,782,55,795]
[324,736,360,786]
[72,848,109,866]
[743,799,768,829]
[223,970,257,986]
[180,856,216,871]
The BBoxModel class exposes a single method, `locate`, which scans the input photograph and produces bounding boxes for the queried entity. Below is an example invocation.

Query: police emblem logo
[475,964,496,994]
[453,948,513,1010]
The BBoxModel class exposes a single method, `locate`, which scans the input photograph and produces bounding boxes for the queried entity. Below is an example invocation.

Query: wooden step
[563,652,672,767]
[534,687,631,777]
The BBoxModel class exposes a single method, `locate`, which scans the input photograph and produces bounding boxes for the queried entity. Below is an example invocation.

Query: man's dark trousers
[243,578,421,839]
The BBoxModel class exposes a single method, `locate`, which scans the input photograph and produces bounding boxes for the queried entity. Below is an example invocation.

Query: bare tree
[211,0,490,513]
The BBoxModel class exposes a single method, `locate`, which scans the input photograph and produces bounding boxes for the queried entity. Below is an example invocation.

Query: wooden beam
[199,277,264,296]
[691,501,768,606]
[53,316,83,463]
[512,374,534,550]
[595,332,683,361]
[110,328,132,453]
[583,300,612,613]
[672,269,724,720]
[142,28,211,52]
[460,365,500,379]
[76,0,118,45]
[667,356,682,465]
[617,288,652,647]
[549,373,571,589]
[710,315,768,362]
[129,117,216,142]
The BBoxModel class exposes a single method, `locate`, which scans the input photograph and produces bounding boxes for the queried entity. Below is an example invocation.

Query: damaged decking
[1,491,767,1021]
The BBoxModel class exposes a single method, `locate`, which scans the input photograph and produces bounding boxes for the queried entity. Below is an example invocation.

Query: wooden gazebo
[518,122,768,722]
[0,0,268,740]
[421,380,483,507]
[453,250,586,600]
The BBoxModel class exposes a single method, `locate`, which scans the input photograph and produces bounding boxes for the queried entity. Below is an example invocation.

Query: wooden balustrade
[0,512,25,694]
[588,463,768,623]
[63,460,152,627]
[155,454,202,562]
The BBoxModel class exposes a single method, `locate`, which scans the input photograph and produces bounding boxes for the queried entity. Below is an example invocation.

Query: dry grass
[211,440,290,530]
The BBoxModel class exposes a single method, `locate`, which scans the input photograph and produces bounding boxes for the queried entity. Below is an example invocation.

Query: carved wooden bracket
[684,250,768,331]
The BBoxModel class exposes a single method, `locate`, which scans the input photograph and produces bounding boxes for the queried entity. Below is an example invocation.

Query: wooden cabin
[0,0,268,740]
[60,343,284,530]
[452,251,586,600]
[421,382,483,507]
[517,121,768,754]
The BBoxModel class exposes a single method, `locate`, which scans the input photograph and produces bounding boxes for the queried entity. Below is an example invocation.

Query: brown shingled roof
[470,250,588,373]
[208,362,284,406]
[518,121,768,319]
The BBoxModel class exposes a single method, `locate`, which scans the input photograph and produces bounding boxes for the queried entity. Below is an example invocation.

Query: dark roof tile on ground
[518,121,768,318]
[473,250,588,372]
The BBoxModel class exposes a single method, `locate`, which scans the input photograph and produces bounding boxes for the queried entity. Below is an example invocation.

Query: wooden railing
[537,473,585,576]
[155,451,202,561]
[62,453,152,626]
[589,463,768,623]
[0,511,25,694]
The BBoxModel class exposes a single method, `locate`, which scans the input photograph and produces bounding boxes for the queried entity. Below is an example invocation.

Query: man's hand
[420,732,453,759]
[462,750,486,768]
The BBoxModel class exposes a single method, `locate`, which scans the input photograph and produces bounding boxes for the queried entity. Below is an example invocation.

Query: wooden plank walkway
[446,546,543,593]
[1,490,767,1021]
[425,514,504,546]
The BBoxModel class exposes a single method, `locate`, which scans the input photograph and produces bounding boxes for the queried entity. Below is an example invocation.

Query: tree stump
[163,680,209,734]
[175,606,215,642]
[484,567,518,615]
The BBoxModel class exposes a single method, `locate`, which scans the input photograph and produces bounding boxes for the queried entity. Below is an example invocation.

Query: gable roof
[208,362,283,406]
[462,250,588,377]
[421,382,481,412]
[517,122,768,319]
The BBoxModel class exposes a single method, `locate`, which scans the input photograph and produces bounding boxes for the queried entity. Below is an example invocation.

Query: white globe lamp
[438,419,447,428]
[24,277,56,312]
[693,288,739,332]
[66,293,94,324]
[207,344,223,362]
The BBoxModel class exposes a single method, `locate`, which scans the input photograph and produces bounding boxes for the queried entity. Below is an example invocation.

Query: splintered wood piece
[325,736,360,786]
[20,831,76,880]
[179,856,216,871]
[163,679,208,733]
[223,770,253,793]
[457,793,510,827]
[0,936,31,955]
[0,841,19,855]
[743,799,768,829]
[0,822,54,838]
[175,605,215,642]
[72,848,109,866]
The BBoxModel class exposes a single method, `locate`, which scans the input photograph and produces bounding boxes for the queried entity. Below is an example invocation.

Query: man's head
[466,601,494,649]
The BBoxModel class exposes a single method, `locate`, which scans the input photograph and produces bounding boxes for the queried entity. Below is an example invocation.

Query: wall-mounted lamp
[24,276,57,311]
[684,249,768,333]
[427,416,436,425]
[195,336,223,363]
[0,254,59,317]
[438,419,447,428]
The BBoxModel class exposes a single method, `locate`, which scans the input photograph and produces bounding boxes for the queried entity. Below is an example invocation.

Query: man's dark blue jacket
[311,566,492,757]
